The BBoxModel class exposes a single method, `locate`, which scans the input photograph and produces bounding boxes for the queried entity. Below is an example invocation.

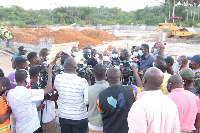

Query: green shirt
[88,80,109,127]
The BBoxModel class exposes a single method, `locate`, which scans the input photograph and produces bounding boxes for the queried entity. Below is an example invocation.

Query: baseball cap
[165,56,174,65]
[188,55,200,65]
[18,46,27,52]
[179,68,195,80]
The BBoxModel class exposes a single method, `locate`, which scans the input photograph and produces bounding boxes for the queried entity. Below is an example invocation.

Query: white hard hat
[1,26,4,29]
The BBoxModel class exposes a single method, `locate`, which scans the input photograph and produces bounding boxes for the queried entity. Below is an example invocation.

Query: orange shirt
[0,97,10,133]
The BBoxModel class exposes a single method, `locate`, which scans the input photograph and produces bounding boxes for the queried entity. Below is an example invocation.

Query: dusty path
[1,30,200,76]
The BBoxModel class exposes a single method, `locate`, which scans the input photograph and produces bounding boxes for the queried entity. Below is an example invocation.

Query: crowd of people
[0,42,200,133]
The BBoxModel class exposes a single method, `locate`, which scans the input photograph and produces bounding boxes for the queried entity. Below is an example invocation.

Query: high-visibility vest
[0,125,10,133]
[5,32,12,40]
[0,97,10,133]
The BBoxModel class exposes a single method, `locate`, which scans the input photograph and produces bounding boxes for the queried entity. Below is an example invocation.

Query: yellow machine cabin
[158,17,197,39]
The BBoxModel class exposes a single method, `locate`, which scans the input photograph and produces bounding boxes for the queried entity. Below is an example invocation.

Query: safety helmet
[1,26,4,29]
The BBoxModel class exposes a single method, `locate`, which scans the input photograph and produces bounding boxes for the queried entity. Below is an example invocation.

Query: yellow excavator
[158,17,197,39]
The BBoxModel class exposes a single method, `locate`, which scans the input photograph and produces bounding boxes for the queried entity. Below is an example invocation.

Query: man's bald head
[156,43,165,49]
[120,49,130,61]
[155,43,165,55]
[177,55,188,64]
[107,68,121,86]
[167,75,183,92]
[86,44,92,50]
[71,46,78,52]
[143,67,164,90]
[83,48,91,54]
[64,57,77,72]
[103,50,110,56]
[112,48,119,54]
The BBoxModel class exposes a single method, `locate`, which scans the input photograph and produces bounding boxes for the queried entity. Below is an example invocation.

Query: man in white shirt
[54,57,88,133]
[7,66,53,133]
[127,67,180,133]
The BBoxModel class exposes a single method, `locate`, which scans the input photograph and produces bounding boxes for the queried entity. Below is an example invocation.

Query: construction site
[0,25,200,76]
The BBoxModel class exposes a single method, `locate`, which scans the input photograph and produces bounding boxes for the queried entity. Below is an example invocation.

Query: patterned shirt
[194,69,200,93]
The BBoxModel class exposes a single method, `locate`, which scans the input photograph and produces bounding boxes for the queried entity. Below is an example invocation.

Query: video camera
[35,63,64,89]
[120,60,133,85]
[112,59,120,66]
[77,64,93,80]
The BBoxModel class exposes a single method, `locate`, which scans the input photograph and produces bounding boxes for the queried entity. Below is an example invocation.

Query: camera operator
[29,66,56,133]
[6,66,54,133]
[39,49,63,66]
[27,52,40,68]
[54,57,89,133]
[39,48,51,64]
[71,46,78,58]
[130,46,140,68]
[87,49,98,68]
[119,49,132,85]
[111,48,120,69]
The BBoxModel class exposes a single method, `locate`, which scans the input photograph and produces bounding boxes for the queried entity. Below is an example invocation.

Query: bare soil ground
[1,30,200,75]
[0,30,199,133]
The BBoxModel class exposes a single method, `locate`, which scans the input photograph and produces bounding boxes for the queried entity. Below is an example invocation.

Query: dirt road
[1,30,200,76]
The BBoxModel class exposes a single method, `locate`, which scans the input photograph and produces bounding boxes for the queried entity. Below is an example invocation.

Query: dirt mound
[81,30,121,42]
[9,28,120,49]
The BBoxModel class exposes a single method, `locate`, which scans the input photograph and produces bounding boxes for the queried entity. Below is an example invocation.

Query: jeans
[59,117,88,133]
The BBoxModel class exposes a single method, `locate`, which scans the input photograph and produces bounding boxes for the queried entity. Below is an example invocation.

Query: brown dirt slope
[8,28,120,49]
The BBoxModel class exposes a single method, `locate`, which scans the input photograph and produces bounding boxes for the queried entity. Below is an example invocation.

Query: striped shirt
[54,73,88,120]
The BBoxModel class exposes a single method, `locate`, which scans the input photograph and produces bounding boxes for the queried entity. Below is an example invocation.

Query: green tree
[81,6,93,24]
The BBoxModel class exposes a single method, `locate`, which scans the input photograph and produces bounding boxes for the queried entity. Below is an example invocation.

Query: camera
[120,60,133,85]
[77,64,93,80]
[112,59,120,66]
[35,63,63,89]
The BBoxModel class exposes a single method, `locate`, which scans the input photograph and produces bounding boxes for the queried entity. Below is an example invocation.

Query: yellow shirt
[161,73,171,95]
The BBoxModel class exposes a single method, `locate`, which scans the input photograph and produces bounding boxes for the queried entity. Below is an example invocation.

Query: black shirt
[99,85,135,133]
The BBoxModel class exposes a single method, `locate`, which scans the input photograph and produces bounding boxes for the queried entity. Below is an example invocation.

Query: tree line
[0,1,199,28]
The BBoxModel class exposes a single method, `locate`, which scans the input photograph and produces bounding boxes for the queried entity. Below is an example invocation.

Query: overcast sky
[0,0,165,11]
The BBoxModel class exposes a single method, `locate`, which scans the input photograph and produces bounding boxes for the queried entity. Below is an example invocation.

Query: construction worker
[4,29,13,47]
[0,26,7,41]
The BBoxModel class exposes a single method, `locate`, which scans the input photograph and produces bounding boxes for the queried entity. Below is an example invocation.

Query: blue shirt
[185,87,196,94]
[154,54,168,59]
[139,53,154,71]
[12,54,26,60]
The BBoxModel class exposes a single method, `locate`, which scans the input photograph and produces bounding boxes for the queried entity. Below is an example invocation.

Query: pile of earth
[8,27,121,49]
